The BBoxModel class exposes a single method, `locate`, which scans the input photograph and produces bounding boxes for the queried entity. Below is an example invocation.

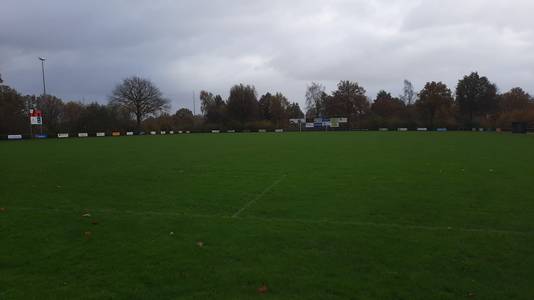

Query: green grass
[1,132,533,299]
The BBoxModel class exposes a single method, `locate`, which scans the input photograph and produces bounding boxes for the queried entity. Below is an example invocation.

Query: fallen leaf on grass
[0,207,6,212]
[84,231,92,239]
[257,284,268,294]
[91,220,98,225]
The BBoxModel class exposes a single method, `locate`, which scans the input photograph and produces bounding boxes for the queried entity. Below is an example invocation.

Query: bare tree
[401,79,415,105]
[110,76,169,129]
[305,82,325,118]
[37,95,65,134]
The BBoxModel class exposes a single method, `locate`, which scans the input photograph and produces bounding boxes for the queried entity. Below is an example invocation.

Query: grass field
[1,132,533,299]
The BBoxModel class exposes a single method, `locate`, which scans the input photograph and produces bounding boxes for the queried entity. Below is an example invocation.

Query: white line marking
[5,205,532,236]
[231,174,287,218]
[239,215,530,236]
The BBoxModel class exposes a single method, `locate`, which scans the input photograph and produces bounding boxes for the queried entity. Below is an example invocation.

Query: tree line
[1,72,533,135]
[305,75,533,130]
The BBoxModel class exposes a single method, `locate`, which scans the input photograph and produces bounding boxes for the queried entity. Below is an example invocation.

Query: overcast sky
[1,0,533,112]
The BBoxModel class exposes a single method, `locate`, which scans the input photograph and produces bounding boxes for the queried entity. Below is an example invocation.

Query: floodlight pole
[39,58,47,97]
[38,57,47,135]
[193,91,196,115]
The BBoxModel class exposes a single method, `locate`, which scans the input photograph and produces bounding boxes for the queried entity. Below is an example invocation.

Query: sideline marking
[6,205,532,236]
[231,174,287,218]
[240,215,531,236]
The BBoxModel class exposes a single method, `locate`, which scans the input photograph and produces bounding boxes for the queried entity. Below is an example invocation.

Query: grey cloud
[1,0,533,111]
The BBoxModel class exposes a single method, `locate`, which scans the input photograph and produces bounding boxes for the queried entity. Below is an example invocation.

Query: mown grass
[1,132,533,299]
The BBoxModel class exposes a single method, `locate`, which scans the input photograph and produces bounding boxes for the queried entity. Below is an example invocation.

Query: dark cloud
[1,0,533,111]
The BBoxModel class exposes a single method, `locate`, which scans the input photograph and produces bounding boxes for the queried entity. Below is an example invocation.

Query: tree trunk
[136,113,142,131]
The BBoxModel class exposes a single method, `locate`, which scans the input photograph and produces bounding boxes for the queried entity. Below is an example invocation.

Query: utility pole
[28,98,33,139]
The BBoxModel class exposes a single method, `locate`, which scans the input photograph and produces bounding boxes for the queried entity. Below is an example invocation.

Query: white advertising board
[289,118,305,124]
